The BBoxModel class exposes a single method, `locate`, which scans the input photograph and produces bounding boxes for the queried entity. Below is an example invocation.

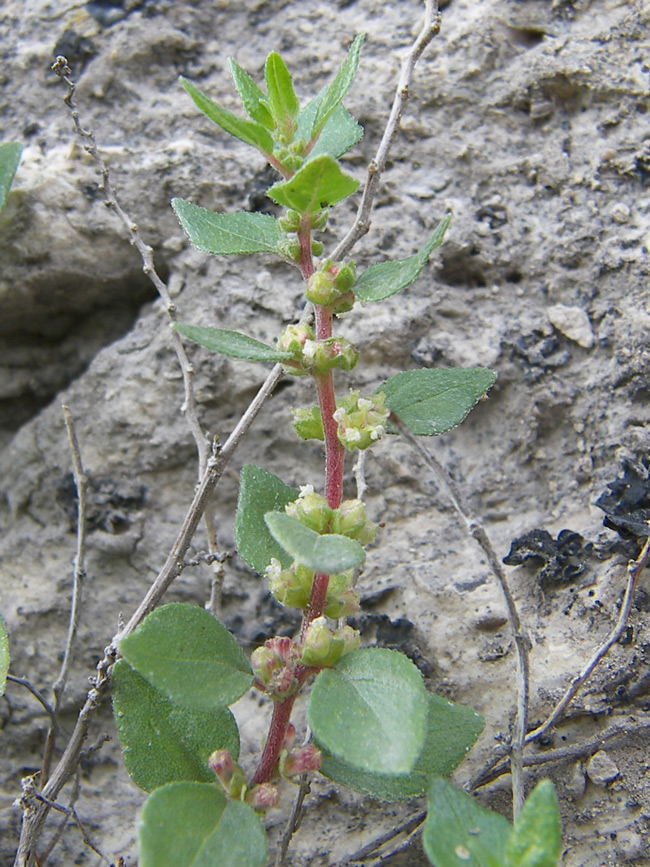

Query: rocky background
[1,0,649,864]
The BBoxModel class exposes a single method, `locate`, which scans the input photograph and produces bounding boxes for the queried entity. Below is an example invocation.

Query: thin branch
[5,676,60,734]
[330,0,442,261]
[525,535,650,745]
[275,727,314,867]
[50,56,226,613]
[470,538,650,792]
[42,406,89,784]
[338,717,650,864]
[390,411,530,819]
[473,717,650,789]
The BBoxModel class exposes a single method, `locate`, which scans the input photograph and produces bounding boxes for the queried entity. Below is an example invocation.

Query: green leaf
[180,76,274,154]
[229,59,274,130]
[423,778,511,867]
[267,155,359,214]
[352,215,451,302]
[264,512,365,574]
[112,661,239,793]
[320,693,484,801]
[235,466,299,574]
[0,614,9,697]
[171,199,283,255]
[305,104,364,162]
[118,604,253,710]
[265,52,300,129]
[308,648,428,775]
[139,782,267,867]
[0,142,22,212]
[506,781,561,867]
[311,34,365,138]
[377,368,497,436]
[173,324,292,363]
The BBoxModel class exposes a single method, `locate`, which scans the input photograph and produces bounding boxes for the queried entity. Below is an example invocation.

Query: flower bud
[245,783,280,811]
[251,645,283,686]
[266,559,313,610]
[268,666,300,699]
[209,750,247,799]
[310,208,329,231]
[303,337,359,375]
[282,722,297,753]
[291,406,324,441]
[277,237,301,263]
[323,588,361,619]
[285,487,332,534]
[331,499,378,545]
[301,618,361,667]
[305,271,338,307]
[278,209,302,233]
[334,262,357,293]
[300,617,334,667]
[282,744,323,778]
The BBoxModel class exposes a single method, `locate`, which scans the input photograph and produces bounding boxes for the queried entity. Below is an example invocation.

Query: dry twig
[389,412,531,819]
[41,406,89,784]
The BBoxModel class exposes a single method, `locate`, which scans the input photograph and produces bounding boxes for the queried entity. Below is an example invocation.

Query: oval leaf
[180,77,274,154]
[320,693,483,801]
[264,511,365,574]
[377,368,497,436]
[118,604,253,710]
[139,782,267,867]
[0,614,9,697]
[506,780,561,867]
[267,155,359,213]
[173,323,291,363]
[172,199,282,255]
[423,777,511,867]
[308,648,428,775]
[235,466,299,574]
[112,660,240,792]
[0,142,22,212]
[352,215,451,302]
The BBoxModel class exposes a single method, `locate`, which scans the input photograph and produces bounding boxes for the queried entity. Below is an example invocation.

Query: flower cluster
[305,259,357,314]
[277,324,359,376]
[333,389,389,451]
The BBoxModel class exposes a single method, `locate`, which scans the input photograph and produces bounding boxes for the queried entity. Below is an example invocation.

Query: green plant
[101,35,561,867]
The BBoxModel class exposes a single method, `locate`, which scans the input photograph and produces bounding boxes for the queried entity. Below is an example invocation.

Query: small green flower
[285,485,332,533]
[291,406,324,441]
[333,390,389,451]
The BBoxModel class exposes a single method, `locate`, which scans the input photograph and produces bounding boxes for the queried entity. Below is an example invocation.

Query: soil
[1,0,650,865]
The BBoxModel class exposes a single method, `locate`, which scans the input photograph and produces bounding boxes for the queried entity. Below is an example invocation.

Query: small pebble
[547,304,594,349]
[586,750,619,785]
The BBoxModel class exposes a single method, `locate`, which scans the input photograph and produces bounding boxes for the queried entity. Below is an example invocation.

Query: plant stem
[250,694,297,786]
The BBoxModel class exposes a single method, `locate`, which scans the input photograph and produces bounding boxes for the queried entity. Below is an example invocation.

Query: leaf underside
[173,323,292,363]
[264,511,365,574]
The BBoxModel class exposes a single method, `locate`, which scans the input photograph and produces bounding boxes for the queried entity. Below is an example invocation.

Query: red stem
[250,693,297,786]
[252,216,347,786]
